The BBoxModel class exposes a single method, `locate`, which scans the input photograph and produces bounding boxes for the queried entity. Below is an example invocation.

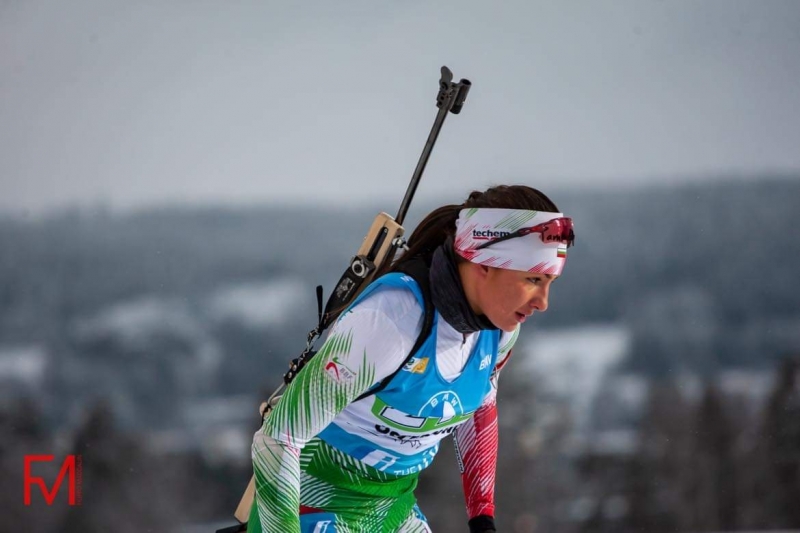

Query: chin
[484,313,517,332]
[499,322,518,333]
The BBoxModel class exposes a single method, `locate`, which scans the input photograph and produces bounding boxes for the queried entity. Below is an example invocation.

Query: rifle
[217,65,471,533]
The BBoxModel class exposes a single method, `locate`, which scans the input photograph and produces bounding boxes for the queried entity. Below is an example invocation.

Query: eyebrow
[527,273,559,281]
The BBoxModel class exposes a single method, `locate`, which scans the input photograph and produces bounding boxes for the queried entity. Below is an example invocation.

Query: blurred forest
[1,176,799,532]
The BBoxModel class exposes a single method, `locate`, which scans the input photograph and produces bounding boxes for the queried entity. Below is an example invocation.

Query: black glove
[468,514,496,532]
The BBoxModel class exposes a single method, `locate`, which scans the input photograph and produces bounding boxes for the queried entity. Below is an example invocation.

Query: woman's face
[471,266,556,332]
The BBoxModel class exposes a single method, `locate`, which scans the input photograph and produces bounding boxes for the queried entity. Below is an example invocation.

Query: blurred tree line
[417,356,800,533]
[4,355,797,532]
[0,396,250,533]
[1,177,800,531]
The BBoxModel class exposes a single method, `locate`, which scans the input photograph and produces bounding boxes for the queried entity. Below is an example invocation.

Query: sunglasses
[474,217,575,251]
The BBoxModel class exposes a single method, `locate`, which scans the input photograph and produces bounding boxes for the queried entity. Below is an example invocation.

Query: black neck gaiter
[428,237,498,334]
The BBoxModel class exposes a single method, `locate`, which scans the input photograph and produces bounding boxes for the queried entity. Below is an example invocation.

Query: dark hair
[381,184,560,275]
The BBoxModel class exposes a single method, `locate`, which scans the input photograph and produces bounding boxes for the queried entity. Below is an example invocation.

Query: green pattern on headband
[464,207,479,219]
[495,210,538,231]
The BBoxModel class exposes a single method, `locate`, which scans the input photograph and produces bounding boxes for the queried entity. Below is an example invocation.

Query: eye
[527,277,541,285]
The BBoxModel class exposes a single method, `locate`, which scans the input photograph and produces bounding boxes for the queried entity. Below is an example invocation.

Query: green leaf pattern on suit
[252,328,376,532]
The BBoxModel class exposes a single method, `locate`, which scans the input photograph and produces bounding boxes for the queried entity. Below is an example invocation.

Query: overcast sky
[2,0,799,215]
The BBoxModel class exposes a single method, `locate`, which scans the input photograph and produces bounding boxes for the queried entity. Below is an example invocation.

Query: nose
[529,283,550,313]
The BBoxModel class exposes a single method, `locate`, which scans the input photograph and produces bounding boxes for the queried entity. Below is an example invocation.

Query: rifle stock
[234,477,255,524]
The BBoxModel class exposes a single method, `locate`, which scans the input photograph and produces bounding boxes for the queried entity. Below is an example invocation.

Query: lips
[515,312,528,323]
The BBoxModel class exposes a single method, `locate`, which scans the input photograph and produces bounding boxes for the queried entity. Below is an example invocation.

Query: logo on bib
[372,392,471,432]
[403,357,429,374]
[421,391,465,425]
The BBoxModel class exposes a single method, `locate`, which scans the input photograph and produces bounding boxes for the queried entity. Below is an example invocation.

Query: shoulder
[346,283,423,330]
[330,283,425,380]
[332,282,424,351]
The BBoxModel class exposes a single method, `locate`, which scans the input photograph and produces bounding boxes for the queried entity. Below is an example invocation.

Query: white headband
[454,208,569,275]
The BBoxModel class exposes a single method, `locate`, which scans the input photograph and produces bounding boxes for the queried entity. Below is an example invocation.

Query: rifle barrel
[396,67,471,226]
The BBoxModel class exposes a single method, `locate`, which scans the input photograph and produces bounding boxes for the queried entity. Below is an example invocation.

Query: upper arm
[262,287,423,448]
